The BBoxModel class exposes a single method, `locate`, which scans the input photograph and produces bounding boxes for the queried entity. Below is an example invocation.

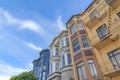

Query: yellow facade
[66,0,120,80]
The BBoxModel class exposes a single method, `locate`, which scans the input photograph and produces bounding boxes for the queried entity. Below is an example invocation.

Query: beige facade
[83,0,120,80]
[47,30,73,80]
[66,0,120,80]
[66,14,103,80]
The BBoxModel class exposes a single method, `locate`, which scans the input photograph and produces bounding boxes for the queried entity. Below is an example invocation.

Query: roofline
[66,14,80,29]
[66,0,96,29]
[39,49,50,55]
[83,0,96,14]
[49,29,67,47]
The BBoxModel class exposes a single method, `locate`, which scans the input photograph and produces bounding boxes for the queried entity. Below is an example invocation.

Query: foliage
[10,71,37,80]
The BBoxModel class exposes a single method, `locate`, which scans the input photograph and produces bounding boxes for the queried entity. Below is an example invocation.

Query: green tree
[10,71,37,80]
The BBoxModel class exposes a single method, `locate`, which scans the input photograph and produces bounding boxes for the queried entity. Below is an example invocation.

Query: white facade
[48,30,73,80]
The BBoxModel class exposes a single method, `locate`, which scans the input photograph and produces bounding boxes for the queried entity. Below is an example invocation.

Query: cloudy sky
[0,0,93,80]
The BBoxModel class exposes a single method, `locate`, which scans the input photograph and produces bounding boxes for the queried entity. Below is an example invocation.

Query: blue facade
[33,49,50,80]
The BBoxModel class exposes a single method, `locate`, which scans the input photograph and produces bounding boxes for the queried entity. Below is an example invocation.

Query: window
[49,64,52,74]
[67,54,72,64]
[66,37,69,46]
[81,36,89,48]
[60,39,64,48]
[60,37,69,48]
[88,59,98,78]
[96,24,107,39]
[42,72,46,80]
[73,39,80,52]
[55,62,59,71]
[70,24,75,34]
[39,73,41,80]
[89,10,100,21]
[56,48,59,56]
[108,48,120,70]
[77,61,87,80]
[62,77,65,80]
[78,21,83,29]
[117,12,120,17]
[62,55,65,67]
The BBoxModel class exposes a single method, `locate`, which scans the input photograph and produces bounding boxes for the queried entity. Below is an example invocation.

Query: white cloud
[0,75,10,80]
[19,20,41,33]
[56,15,65,30]
[0,60,28,80]
[0,8,18,25]
[0,7,50,38]
[25,42,42,51]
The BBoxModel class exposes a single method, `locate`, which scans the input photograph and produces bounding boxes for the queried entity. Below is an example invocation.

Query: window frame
[70,23,75,35]
[108,48,120,70]
[88,59,99,78]
[67,53,72,65]
[62,55,65,67]
[81,36,89,48]
[96,24,107,39]
[89,10,100,21]
[77,61,87,80]
[72,39,80,53]
[78,21,83,29]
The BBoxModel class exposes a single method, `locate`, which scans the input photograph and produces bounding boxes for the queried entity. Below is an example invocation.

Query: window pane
[78,68,83,80]
[77,62,87,80]
[66,37,69,46]
[92,63,98,77]
[88,59,98,78]
[55,63,59,71]
[89,10,100,20]
[78,21,83,29]
[111,57,119,70]
[62,55,65,67]
[81,36,89,48]
[108,49,120,70]
[73,39,80,52]
[70,24,75,34]
[67,54,72,64]
[97,24,107,39]
[116,54,120,66]
[81,65,87,80]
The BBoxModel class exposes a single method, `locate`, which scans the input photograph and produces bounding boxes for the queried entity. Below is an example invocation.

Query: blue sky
[0,0,93,80]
